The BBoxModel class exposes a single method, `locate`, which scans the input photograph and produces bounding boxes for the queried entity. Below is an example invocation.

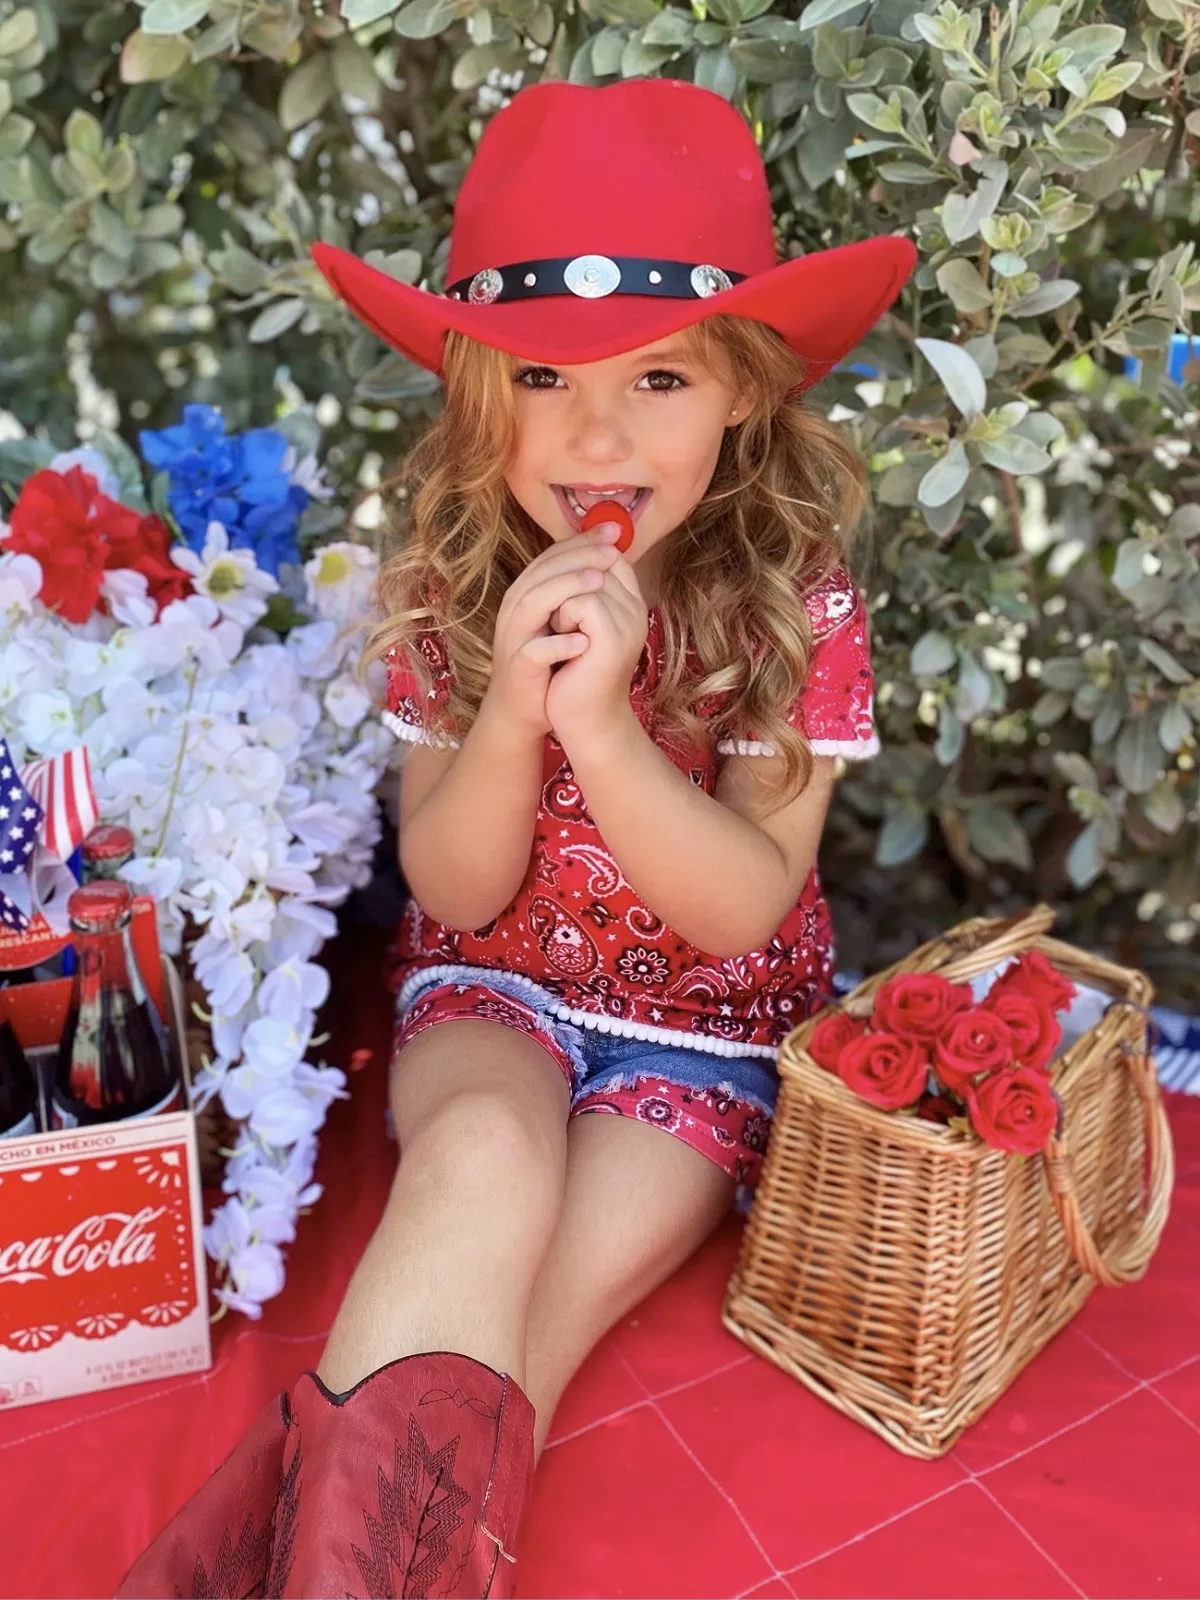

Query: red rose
[872,972,974,1040]
[807,1010,869,1072]
[102,500,192,612]
[914,1091,961,1125]
[6,467,110,623]
[838,1032,930,1110]
[5,465,190,623]
[982,990,1062,1073]
[988,950,1077,1015]
[967,1068,1059,1155]
[933,1007,1016,1096]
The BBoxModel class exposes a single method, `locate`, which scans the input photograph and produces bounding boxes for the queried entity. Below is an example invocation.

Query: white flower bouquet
[0,408,395,1317]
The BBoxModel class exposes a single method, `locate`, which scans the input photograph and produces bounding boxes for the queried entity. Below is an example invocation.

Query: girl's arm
[559,708,838,959]
[398,702,546,932]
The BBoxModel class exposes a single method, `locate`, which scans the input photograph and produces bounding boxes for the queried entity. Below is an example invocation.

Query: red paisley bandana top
[383,563,877,1061]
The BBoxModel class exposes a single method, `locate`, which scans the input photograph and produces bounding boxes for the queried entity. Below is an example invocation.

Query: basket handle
[1043,1040,1175,1287]
[937,903,1058,984]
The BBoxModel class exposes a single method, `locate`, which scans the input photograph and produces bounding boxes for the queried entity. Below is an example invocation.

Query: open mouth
[552,485,651,534]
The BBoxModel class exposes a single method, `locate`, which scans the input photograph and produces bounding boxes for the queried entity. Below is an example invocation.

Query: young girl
[120,76,913,1600]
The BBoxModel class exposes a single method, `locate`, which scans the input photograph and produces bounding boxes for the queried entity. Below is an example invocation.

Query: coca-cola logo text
[0,1207,165,1285]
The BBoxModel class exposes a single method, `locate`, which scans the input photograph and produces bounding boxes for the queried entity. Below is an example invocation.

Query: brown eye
[640,370,687,392]
[515,366,561,389]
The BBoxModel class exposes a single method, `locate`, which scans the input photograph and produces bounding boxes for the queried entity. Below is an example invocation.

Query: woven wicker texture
[722,904,1175,1459]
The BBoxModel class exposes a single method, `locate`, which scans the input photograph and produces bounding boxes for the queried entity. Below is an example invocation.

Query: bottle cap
[82,824,135,862]
[67,880,134,934]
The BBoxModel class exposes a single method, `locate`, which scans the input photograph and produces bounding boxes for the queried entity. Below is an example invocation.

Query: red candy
[580,498,635,553]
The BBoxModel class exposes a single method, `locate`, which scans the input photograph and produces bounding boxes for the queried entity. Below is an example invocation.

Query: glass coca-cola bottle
[0,1019,39,1139]
[81,823,136,882]
[52,881,181,1128]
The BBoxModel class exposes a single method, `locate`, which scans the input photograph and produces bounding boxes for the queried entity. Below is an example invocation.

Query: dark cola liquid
[53,952,179,1128]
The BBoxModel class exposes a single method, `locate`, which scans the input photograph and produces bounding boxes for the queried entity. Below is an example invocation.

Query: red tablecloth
[2,929,1198,1598]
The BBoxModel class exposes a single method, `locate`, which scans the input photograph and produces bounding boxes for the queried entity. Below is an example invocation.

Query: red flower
[838,1031,929,1110]
[988,951,1077,1016]
[914,1091,961,1125]
[5,465,190,623]
[933,1007,1016,1096]
[981,990,1062,1073]
[807,1010,869,1072]
[968,1068,1059,1155]
[101,499,192,613]
[6,467,110,623]
[872,972,974,1040]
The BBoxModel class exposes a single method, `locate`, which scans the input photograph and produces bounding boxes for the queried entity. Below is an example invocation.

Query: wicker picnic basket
[721,903,1175,1459]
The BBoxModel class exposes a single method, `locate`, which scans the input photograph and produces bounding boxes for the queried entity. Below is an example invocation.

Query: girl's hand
[482,528,622,741]
[544,552,649,742]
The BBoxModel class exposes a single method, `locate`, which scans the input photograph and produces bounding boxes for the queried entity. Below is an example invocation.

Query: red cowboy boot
[264,1350,536,1599]
[116,1390,288,1599]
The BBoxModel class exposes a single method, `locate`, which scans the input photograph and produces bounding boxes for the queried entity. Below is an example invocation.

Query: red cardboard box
[0,923,211,1410]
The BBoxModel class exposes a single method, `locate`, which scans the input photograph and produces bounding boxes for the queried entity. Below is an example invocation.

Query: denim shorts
[393,964,781,1191]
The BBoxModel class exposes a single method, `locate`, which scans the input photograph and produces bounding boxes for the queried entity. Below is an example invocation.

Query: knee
[404,1089,565,1196]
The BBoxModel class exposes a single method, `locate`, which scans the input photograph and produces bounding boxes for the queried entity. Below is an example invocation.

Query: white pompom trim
[395,962,780,1060]
[717,732,880,760]
[382,711,461,750]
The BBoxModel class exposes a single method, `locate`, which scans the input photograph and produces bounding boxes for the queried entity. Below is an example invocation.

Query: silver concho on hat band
[690,264,734,298]
[563,254,621,299]
[467,267,504,305]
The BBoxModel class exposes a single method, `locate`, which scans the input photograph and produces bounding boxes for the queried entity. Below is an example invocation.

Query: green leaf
[967,805,1033,869]
[955,651,993,719]
[0,11,39,57]
[64,109,103,157]
[366,247,422,284]
[342,0,403,21]
[910,630,957,677]
[279,55,334,131]
[798,0,868,29]
[588,26,625,77]
[1066,820,1107,889]
[89,198,134,261]
[141,0,211,33]
[331,37,382,108]
[941,168,1005,244]
[935,702,964,765]
[1159,703,1193,753]
[1090,61,1143,104]
[120,28,189,83]
[692,45,738,97]
[978,433,1052,474]
[1008,278,1079,317]
[1142,780,1184,835]
[248,297,306,342]
[1057,24,1126,72]
[936,257,992,312]
[1115,714,1164,795]
[394,0,457,38]
[1138,640,1194,684]
[918,440,970,507]
[877,806,929,867]
[915,336,987,417]
[642,8,693,47]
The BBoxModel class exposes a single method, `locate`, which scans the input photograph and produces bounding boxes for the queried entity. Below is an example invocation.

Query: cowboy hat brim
[311,234,915,389]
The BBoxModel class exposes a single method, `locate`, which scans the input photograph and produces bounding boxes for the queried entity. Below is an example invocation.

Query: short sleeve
[716,564,879,762]
[382,632,462,750]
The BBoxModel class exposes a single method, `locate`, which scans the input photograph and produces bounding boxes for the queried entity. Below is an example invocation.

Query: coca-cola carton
[0,917,211,1410]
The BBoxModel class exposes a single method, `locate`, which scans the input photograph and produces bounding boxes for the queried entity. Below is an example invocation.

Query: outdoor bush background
[1,0,1197,1005]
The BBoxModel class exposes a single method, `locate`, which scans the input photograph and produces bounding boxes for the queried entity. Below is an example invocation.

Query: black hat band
[445,254,747,306]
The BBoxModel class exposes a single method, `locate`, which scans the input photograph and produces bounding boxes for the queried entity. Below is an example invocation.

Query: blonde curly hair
[366,313,868,808]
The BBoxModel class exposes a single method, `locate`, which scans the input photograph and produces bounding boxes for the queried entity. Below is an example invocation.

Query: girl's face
[504,334,744,579]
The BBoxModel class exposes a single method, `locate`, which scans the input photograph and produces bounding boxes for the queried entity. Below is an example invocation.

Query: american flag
[19,745,99,864]
[0,738,44,931]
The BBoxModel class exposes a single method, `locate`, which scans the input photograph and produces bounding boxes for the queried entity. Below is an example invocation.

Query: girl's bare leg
[523,1112,736,1458]
[318,1020,571,1393]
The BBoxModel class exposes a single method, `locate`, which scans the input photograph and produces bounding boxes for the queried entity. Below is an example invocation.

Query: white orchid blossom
[3,515,394,1320]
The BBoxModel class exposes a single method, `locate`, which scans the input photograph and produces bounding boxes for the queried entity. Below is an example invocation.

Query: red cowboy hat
[311,78,915,390]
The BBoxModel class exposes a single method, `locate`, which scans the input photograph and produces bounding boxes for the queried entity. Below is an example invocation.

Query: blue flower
[139,404,310,576]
